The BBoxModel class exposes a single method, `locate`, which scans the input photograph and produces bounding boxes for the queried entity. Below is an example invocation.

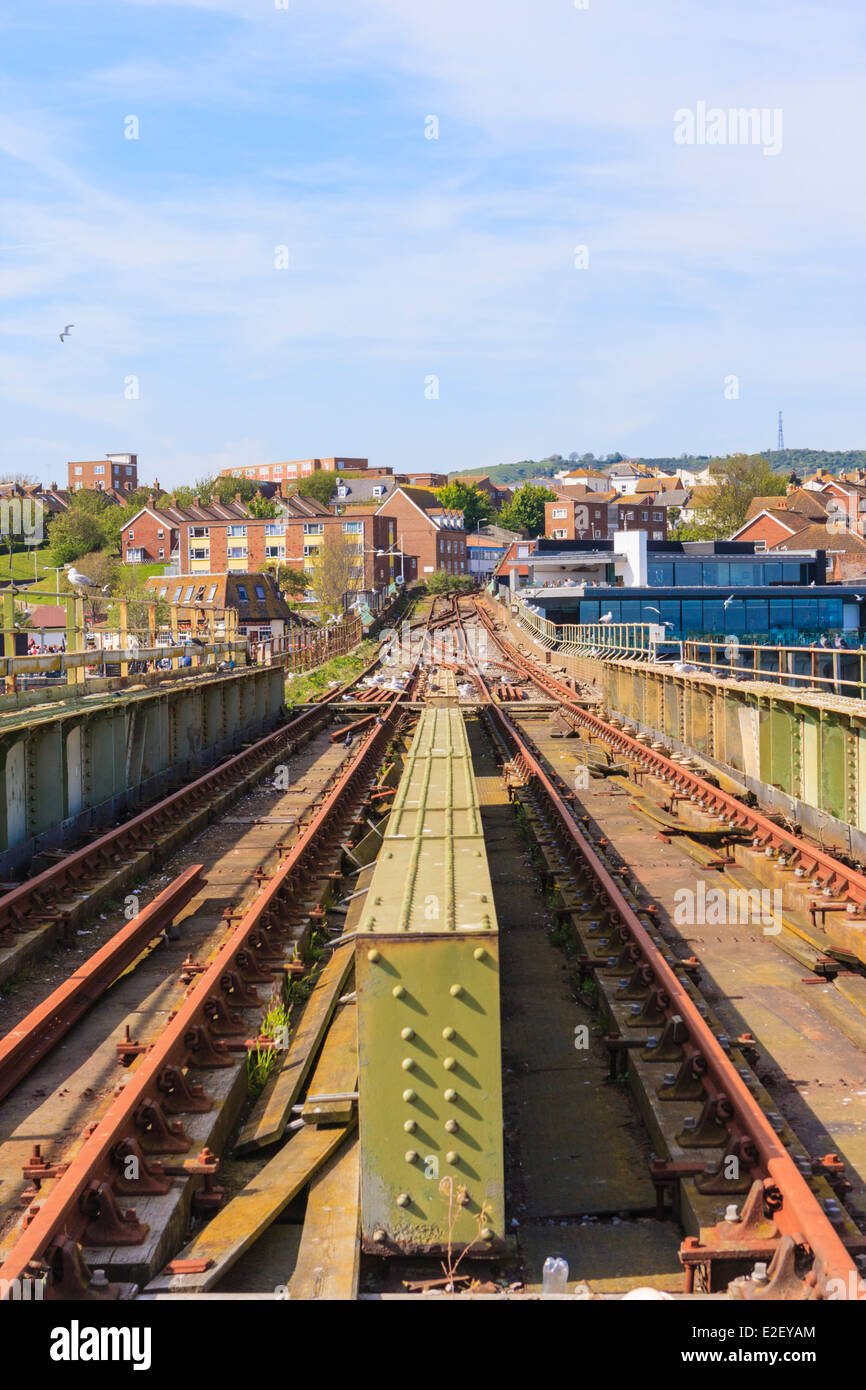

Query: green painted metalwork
[356,708,504,1254]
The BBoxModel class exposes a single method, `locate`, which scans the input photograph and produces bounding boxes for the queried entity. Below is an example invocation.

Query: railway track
[0,602,440,1300]
[456,596,866,1298]
[4,589,865,1303]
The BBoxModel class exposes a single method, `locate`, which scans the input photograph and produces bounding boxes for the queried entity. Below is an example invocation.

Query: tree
[434,481,493,531]
[262,560,308,598]
[48,492,116,565]
[297,471,338,508]
[425,570,474,595]
[247,492,279,519]
[310,528,361,619]
[685,454,786,537]
[498,482,555,538]
[210,475,258,506]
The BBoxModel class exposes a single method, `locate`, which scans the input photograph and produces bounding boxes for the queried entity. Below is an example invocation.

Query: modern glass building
[541,587,856,642]
[509,539,865,642]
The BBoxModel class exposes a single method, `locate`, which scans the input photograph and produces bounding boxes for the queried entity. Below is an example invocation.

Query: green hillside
[448,449,866,486]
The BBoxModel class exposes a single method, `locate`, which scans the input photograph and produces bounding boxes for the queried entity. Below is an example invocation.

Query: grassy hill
[448,449,866,486]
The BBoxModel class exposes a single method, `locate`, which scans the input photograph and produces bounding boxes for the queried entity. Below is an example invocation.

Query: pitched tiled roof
[146,571,295,622]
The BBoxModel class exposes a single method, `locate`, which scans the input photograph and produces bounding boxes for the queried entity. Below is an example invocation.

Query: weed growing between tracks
[245,929,330,1097]
[284,641,377,705]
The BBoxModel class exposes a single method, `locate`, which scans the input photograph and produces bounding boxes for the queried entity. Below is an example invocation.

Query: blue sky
[2,0,865,485]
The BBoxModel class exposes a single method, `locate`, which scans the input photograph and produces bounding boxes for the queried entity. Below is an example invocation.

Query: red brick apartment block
[218,458,369,485]
[545,493,609,540]
[68,454,138,492]
[375,486,467,577]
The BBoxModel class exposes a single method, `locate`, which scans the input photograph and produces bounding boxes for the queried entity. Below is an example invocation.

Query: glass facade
[551,590,847,640]
[646,558,809,587]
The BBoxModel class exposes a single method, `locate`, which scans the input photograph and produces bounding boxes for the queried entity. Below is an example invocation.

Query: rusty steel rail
[0,684,412,1300]
[449,599,861,1298]
[0,651,386,947]
[474,599,866,911]
[0,866,206,1107]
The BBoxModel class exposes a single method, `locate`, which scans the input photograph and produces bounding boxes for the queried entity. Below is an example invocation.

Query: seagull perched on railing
[599,612,614,623]
[66,564,96,593]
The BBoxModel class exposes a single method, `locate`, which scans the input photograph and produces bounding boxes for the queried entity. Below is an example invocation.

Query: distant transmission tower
[777,410,785,451]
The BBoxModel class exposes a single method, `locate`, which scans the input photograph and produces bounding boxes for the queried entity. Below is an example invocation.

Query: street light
[364,539,406,607]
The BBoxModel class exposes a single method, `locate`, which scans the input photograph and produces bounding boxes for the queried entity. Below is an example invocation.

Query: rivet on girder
[443,1057,456,1071]
[392,985,406,998]
[446,1151,459,1165]
[445,1118,459,1133]
[403,1119,417,1133]
[402,1088,417,1102]
[473,946,488,960]
[396,1193,410,1208]
[449,984,464,997]
[405,1150,419,1163]
[401,1027,415,1041]
[367,949,381,963]
[444,1088,457,1102]
[401,1058,415,1071]
[442,1026,455,1040]
[373,1229,387,1243]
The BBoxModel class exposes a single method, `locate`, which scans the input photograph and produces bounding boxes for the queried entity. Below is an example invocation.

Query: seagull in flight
[723,594,735,608]
[59,324,74,342]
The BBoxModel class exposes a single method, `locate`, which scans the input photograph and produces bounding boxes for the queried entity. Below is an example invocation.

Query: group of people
[27,636,67,654]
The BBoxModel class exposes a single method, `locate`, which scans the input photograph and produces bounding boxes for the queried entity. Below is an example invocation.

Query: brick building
[375,486,467,578]
[396,472,449,489]
[68,453,138,492]
[608,494,668,541]
[545,491,610,541]
[219,457,369,485]
[121,492,402,605]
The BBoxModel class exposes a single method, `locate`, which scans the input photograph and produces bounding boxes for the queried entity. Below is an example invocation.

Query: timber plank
[301,1003,358,1126]
[146,1123,350,1293]
[289,1136,360,1300]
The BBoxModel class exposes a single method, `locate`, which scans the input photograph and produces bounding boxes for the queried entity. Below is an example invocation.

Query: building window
[342,521,363,534]
[172,585,182,601]
[207,585,218,601]
[237,584,248,600]
[184,586,195,601]
[373,486,384,497]
[264,523,285,536]
[265,545,284,558]
[125,467,132,475]
[255,584,266,600]
[227,546,246,559]
[226,525,246,537]
[303,522,324,535]
[93,464,104,474]
[653,511,662,520]
[158,548,164,558]
[191,526,209,538]
[159,586,168,598]
[157,529,164,538]
[552,508,567,519]
[128,530,134,539]
[74,466,82,475]
[653,531,664,540]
